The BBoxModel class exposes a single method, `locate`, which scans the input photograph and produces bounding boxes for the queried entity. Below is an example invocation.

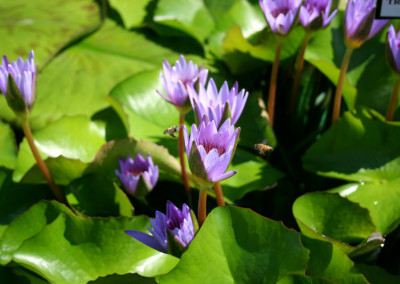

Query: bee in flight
[254,144,273,156]
[163,125,181,138]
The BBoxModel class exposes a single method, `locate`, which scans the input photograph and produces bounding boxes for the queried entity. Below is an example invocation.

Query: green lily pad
[330,180,400,236]
[13,116,106,184]
[21,19,182,131]
[303,111,400,183]
[1,201,178,283]
[0,121,18,169]
[160,206,309,283]
[153,0,215,43]
[0,0,101,68]
[293,192,376,244]
[109,0,151,29]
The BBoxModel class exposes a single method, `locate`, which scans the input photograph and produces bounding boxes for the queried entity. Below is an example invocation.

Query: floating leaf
[1,201,178,283]
[160,206,309,283]
[13,116,106,184]
[293,192,376,244]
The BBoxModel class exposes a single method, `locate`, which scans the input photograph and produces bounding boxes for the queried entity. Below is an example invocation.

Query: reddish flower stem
[268,37,283,127]
[290,32,311,113]
[214,182,226,206]
[22,119,68,206]
[386,79,400,121]
[198,188,208,227]
[332,47,353,124]
[179,113,190,193]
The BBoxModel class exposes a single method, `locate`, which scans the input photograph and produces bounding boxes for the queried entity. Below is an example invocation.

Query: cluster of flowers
[117,55,248,256]
[2,0,399,259]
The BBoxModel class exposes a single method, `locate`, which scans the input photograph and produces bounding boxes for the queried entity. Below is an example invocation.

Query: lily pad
[13,116,106,184]
[160,206,309,283]
[1,201,178,283]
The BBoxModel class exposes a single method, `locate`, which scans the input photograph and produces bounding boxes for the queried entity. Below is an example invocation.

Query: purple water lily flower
[387,25,400,74]
[299,0,337,31]
[344,0,389,48]
[115,154,158,198]
[157,55,208,113]
[0,50,36,110]
[188,78,248,128]
[183,117,239,185]
[259,0,302,35]
[126,201,196,257]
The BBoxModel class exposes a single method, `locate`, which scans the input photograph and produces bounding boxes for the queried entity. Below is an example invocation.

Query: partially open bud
[0,50,37,118]
[344,0,389,49]
[386,25,400,76]
[183,116,240,187]
[126,201,198,258]
[115,154,159,200]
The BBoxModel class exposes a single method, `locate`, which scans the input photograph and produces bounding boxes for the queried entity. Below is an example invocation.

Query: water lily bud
[188,79,248,128]
[259,0,302,36]
[0,50,36,118]
[126,201,198,258]
[299,0,337,31]
[115,154,158,200]
[386,25,400,75]
[344,0,389,48]
[157,55,208,114]
[183,117,240,187]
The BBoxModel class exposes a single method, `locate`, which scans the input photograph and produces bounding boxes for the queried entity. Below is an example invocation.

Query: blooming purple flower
[344,0,389,48]
[157,55,208,113]
[299,0,337,31]
[259,0,302,35]
[188,78,248,128]
[115,154,158,198]
[126,201,196,257]
[0,50,36,110]
[183,117,239,185]
[387,25,400,74]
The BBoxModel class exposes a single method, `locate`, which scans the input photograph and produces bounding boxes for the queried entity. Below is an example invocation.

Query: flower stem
[21,119,68,206]
[198,188,208,227]
[332,47,353,124]
[290,32,311,113]
[179,113,190,193]
[386,78,400,121]
[268,37,283,127]
[214,182,226,206]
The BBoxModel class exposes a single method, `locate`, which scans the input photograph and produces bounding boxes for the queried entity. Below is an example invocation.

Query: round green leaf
[160,206,309,284]
[293,192,376,244]
[330,180,400,236]
[303,111,400,183]
[0,0,101,67]
[13,116,106,184]
[25,19,181,130]
[6,201,178,283]
[0,121,17,169]
[109,0,151,29]
[153,0,215,43]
